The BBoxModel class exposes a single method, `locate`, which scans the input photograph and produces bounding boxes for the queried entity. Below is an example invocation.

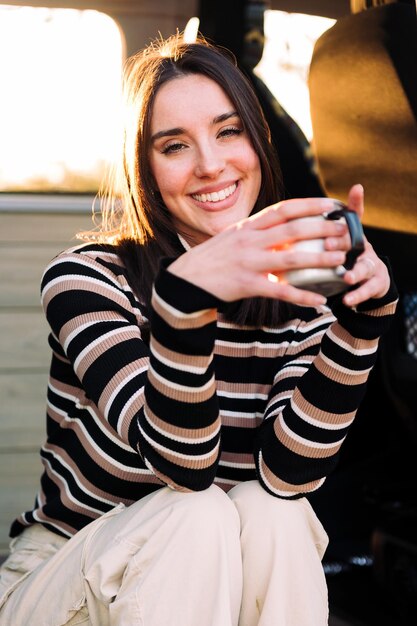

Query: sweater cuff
[154,257,225,315]
[330,257,398,339]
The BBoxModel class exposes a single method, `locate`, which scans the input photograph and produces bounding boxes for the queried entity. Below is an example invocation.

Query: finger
[324,232,352,252]
[342,279,378,307]
[344,255,376,285]
[265,274,327,307]
[347,184,365,219]
[250,248,346,273]
[241,214,349,253]
[245,197,342,230]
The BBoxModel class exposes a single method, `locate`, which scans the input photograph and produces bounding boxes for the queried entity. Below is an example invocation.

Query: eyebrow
[150,110,239,143]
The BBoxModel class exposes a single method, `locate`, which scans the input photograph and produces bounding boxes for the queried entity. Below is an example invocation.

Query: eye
[161,141,187,155]
[218,126,244,139]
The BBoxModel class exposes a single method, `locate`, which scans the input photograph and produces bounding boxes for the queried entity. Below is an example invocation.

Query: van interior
[1,1,416,624]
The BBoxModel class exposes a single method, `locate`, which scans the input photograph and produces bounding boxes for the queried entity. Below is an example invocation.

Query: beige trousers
[0,481,329,626]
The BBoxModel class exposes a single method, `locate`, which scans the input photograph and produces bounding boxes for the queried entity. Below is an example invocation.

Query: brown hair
[91,33,286,325]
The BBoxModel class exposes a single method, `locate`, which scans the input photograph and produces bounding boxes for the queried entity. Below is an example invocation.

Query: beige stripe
[45,408,147,480]
[274,417,342,459]
[51,351,71,364]
[273,366,310,383]
[220,413,262,428]
[117,394,144,443]
[220,451,255,466]
[60,310,129,350]
[330,323,378,352]
[291,388,356,428]
[215,333,323,359]
[75,328,137,380]
[43,458,99,520]
[143,441,220,471]
[314,353,370,385]
[151,336,211,371]
[213,479,239,492]
[47,402,66,425]
[99,358,148,412]
[33,509,77,537]
[260,457,323,495]
[152,290,216,329]
[216,380,271,396]
[44,444,132,506]
[147,367,215,403]
[49,377,136,449]
[43,275,130,313]
[217,308,334,332]
[49,377,89,402]
[361,300,398,318]
[145,467,193,493]
[215,343,287,359]
[144,404,220,442]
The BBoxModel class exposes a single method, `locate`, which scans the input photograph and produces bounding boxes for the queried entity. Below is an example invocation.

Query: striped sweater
[11,242,397,538]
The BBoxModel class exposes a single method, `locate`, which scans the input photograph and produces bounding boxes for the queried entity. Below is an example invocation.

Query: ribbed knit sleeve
[138,263,225,491]
[36,242,399,534]
[41,248,224,494]
[41,247,151,445]
[255,282,398,499]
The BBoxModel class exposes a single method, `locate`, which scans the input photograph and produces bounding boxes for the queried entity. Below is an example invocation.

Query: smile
[192,183,237,203]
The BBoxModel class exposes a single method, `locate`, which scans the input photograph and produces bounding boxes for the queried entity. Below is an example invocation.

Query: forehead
[150,73,235,131]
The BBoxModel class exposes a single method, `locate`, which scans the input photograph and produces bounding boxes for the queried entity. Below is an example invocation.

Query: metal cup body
[283,203,364,297]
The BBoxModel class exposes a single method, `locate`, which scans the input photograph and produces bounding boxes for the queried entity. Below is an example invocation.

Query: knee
[166,484,240,541]
[229,481,328,558]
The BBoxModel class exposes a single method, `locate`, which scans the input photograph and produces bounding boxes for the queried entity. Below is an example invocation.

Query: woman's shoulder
[44,241,124,275]
[54,241,123,267]
[41,241,130,293]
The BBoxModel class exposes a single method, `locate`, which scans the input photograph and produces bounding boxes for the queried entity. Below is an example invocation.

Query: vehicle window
[255,10,336,140]
[0,5,123,192]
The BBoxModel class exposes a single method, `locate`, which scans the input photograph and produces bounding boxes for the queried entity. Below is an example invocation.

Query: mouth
[191,182,237,203]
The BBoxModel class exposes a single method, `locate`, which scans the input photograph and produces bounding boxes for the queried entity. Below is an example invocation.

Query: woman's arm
[41,246,224,492]
[255,279,398,499]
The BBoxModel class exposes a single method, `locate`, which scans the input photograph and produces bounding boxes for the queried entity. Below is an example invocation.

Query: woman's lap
[0,482,329,626]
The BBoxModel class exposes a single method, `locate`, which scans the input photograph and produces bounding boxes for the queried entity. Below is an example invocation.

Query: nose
[194,142,225,178]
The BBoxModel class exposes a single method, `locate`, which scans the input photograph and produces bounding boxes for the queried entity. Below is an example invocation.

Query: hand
[331,184,391,307]
[168,196,354,307]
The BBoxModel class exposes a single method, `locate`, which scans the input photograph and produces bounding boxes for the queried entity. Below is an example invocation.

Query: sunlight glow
[0,7,334,192]
[0,5,123,191]
[255,11,336,140]
[183,17,200,43]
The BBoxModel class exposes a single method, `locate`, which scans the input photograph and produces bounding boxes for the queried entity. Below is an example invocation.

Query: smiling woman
[0,5,123,192]
[0,27,399,626]
[149,74,262,244]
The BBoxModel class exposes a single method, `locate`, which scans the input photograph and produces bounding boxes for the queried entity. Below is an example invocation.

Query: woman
[0,33,397,625]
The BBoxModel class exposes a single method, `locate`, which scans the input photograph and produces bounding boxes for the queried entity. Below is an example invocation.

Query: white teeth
[192,183,236,203]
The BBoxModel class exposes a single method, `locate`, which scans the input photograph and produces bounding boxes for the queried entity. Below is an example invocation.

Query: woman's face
[149,73,262,244]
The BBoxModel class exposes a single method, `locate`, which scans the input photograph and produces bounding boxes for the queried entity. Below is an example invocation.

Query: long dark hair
[89,33,288,326]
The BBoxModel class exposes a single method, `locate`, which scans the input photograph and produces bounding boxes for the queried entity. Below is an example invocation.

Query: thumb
[347,184,364,219]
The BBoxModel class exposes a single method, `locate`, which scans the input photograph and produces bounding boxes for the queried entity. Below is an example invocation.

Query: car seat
[308,1,417,620]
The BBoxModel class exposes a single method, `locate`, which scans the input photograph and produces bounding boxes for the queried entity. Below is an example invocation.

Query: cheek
[244,149,262,193]
[151,158,187,198]
[237,142,260,173]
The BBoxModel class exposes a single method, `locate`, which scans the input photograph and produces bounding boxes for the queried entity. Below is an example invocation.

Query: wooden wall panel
[0,208,92,554]
[0,312,50,366]
[0,373,47,450]
[0,212,93,243]
[0,453,43,553]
